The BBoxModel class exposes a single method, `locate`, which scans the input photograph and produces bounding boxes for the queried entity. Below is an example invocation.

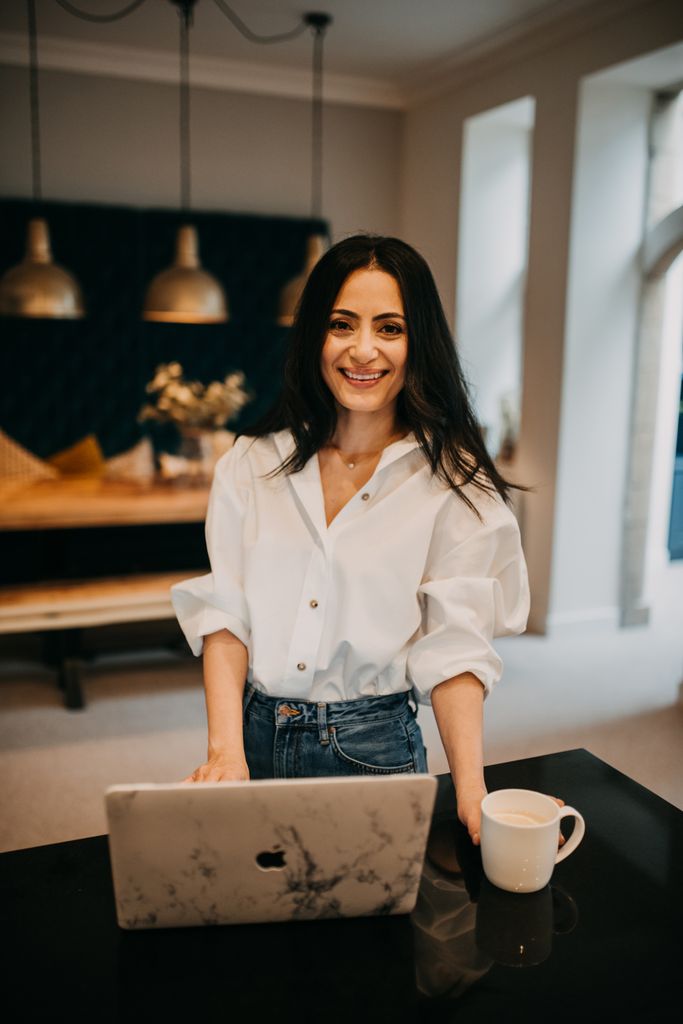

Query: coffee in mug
[480,788,585,894]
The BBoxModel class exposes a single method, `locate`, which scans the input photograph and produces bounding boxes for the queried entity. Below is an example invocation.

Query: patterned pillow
[104,437,156,482]
[0,429,59,481]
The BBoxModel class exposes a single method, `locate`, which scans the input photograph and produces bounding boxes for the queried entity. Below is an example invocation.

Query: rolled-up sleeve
[407,492,529,703]
[170,439,251,656]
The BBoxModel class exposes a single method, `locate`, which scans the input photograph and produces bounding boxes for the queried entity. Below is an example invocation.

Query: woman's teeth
[341,369,387,381]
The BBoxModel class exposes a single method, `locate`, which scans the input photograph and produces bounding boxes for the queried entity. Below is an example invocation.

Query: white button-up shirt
[171,429,529,704]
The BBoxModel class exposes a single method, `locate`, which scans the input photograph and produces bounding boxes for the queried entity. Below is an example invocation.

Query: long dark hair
[241,233,523,514]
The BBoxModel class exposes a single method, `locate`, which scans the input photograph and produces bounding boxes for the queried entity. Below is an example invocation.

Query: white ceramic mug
[480,788,585,893]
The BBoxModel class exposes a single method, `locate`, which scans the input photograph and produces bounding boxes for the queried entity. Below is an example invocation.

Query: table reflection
[412,814,579,1001]
[476,878,578,967]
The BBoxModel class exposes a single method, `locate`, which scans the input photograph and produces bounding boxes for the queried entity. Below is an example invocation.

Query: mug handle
[554,807,585,864]
[551,886,579,935]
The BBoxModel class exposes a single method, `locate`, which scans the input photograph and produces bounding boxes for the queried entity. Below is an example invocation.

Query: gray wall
[0,64,402,241]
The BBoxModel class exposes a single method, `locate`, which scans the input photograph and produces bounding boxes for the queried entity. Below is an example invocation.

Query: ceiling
[0,0,603,100]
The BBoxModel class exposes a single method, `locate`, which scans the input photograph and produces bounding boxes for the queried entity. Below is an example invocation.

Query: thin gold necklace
[333,430,406,470]
[336,449,378,470]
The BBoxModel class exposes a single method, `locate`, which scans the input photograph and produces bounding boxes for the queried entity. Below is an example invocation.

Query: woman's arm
[430,672,487,845]
[183,628,250,782]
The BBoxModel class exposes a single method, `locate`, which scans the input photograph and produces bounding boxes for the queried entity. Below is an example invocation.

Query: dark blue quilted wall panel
[0,198,328,459]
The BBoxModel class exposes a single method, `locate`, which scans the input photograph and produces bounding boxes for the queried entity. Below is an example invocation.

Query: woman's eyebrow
[330,308,358,318]
[330,307,406,321]
[373,311,406,322]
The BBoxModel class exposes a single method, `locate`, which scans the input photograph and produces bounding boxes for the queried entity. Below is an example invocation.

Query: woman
[171,234,529,846]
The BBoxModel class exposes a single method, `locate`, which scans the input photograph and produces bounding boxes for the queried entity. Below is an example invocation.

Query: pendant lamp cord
[212,0,308,44]
[57,0,308,41]
[27,0,41,202]
[303,15,331,220]
[52,0,332,220]
[55,1,148,23]
[311,20,325,219]
[178,3,191,212]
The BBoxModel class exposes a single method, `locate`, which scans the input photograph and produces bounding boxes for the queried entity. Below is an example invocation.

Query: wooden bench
[0,571,199,709]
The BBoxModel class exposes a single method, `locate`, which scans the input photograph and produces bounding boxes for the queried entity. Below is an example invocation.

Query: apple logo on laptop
[256,846,287,871]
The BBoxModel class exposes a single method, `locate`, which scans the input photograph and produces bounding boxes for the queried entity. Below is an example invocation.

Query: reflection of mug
[480,789,585,893]
[475,878,579,967]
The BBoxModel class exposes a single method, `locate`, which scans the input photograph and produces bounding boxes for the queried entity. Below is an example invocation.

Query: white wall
[549,79,652,626]
[0,64,402,241]
[456,98,534,459]
[401,0,683,632]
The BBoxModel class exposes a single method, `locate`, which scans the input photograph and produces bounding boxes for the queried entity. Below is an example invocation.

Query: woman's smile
[338,367,390,386]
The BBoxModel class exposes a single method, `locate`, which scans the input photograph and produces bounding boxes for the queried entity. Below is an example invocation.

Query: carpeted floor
[1,563,681,853]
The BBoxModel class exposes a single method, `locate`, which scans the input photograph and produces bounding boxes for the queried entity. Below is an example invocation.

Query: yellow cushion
[48,435,106,477]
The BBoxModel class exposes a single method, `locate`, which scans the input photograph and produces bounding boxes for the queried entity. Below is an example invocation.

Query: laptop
[105,773,437,930]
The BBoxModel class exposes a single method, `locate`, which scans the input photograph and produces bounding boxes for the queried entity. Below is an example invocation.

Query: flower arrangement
[138,362,252,430]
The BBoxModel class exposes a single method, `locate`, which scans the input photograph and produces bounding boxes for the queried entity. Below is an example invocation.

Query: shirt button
[309,599,318,608]
[297,662,306,671]
[361,492,370,501]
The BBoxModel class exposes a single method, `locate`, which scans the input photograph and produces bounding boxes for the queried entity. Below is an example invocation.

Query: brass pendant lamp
[143,0,227,324]
[277,13,331,327]
[0,0,84,319]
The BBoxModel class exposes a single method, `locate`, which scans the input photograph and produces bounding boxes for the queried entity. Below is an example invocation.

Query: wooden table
[0,476,210,708]
[0,475,210,530]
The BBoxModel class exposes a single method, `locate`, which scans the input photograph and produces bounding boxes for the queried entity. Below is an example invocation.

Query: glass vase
[177,424,215,485]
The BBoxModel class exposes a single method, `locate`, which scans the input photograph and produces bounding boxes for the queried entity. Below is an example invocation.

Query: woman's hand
[551,795,566,845]
[456,781,487,846]
[182,755,250,782]
[457,789,566,848]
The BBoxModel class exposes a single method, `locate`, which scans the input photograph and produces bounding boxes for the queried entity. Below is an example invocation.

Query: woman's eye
[380,322,404,336]
[329,319,351,332]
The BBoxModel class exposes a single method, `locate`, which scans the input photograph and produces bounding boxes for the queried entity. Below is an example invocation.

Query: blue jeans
[243,684,429,779]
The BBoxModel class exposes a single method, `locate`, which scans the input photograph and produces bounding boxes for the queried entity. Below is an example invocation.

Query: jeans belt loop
[243,683,256,713]
[317,701,329,745]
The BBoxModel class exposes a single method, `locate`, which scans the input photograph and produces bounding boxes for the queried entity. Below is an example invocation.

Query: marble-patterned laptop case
[105,774,437,929]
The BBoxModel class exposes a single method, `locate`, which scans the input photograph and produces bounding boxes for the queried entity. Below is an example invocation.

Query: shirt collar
[271,430,326,540]
[271,428,421,474]
[375,431,421,472]
[271,428,297,464]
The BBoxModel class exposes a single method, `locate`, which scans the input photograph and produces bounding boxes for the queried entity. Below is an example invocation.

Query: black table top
[2,749,681,1023]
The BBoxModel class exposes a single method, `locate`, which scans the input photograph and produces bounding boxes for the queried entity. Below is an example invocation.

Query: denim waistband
[243,683,416,728]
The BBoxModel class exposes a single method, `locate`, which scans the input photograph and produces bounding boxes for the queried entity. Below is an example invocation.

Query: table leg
[42,629,85,710]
